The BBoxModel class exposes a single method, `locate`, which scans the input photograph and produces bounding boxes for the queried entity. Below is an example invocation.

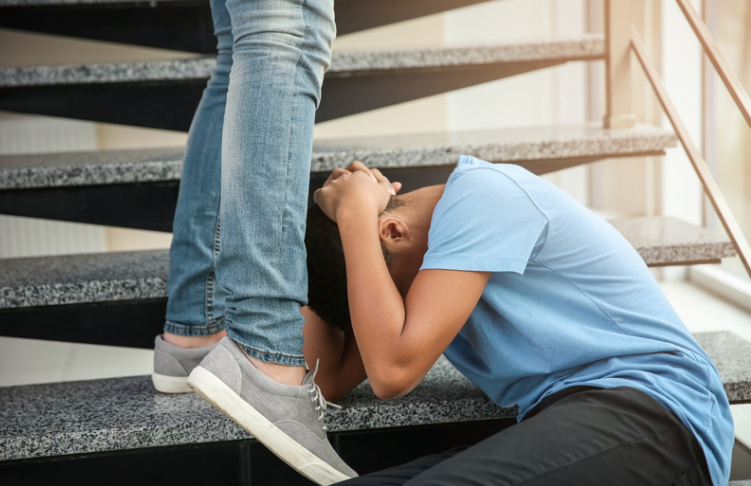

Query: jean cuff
[164,319,225,337]
[235,341,306,368]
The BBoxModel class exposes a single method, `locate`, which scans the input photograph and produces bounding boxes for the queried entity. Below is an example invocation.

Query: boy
[306,156,734,486]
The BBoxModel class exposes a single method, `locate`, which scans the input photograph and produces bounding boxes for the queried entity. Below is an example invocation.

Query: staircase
[1,0,750,484]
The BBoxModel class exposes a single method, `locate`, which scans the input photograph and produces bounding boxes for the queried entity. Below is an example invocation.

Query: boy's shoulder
[450,156,535,187]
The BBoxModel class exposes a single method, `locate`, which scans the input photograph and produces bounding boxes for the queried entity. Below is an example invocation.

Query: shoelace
[307,359,341,432]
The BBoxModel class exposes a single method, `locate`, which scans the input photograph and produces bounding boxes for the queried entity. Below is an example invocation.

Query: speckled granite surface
[0,36,603,88]
[0,215,735,310]
[0,356,514,461]
[694,332,751,404]
[0,332,748,462]
[311,123,675,173]
[609,216,736,266]
[0,124,676,190]
[0,250,167,308]
[0,147,183,190]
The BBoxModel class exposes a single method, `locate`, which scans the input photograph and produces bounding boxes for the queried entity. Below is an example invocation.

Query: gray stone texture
[1,331,749,462]
[0,356,514,461]
[0,250,167,308]
[0,124,676,190]
[0,37,604,87]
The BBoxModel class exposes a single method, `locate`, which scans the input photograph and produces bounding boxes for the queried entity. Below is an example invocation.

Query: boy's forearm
[301,306,366,402]
[336,205,417,398]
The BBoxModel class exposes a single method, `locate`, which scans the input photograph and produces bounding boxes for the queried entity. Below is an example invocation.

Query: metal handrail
[628,26,751,277]
[674,0,751,130]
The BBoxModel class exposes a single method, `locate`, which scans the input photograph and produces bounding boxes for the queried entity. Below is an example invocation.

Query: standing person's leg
[151,0,232,394]
[187,0,356,484]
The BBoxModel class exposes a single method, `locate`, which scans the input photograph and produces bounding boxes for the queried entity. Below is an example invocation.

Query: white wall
[660,0,704,226]
[444,0,590,204]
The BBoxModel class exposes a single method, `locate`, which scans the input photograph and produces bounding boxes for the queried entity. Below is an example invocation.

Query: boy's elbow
[370,381,404,400]
[367,364,417,400]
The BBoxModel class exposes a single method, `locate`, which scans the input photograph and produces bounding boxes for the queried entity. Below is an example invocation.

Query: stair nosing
[0,35,604,88]
[0,216,734,310]
[0,330,747,462]
[0,123,675,190]
[0,355,515,461]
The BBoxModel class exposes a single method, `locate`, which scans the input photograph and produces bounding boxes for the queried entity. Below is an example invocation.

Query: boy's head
[305,196,405,331]
[306,182,443,331]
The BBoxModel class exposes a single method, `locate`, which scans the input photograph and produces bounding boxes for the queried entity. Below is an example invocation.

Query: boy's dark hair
[306,197,404,331]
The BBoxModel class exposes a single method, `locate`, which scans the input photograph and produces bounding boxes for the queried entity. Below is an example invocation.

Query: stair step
[608,216,736,267]
[0,124,675,190]
[0,218,731,310]
[0,0,496,52]
[693,332,751,405]
[0,356,513,462]
[0,36,604,130]
[0,217,735,347]
[0,123,675,231]
[0,250,168,310]
[0,331,747,464]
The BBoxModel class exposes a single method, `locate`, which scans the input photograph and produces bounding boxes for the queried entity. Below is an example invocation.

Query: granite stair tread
[0,330,748,462]
[0,35,604,88]
[608,216,736,266]
[0,36,605,129]
[0,250,168,309]
[0,123,675,191]
[0,217,734,311]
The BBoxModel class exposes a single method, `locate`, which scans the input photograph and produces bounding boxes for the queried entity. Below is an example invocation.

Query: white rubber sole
[187,365,351,486]
[151,372,192,394]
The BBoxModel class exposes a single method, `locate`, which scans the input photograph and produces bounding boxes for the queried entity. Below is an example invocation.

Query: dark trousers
[338,387,712,486]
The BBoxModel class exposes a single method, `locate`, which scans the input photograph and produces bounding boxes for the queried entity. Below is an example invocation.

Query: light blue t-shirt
[420,156,734,486]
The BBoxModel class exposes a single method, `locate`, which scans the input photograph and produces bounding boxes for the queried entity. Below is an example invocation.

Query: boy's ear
[378,217,409,246]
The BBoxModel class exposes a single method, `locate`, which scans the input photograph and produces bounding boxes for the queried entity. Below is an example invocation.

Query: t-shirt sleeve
[421,164,549,274]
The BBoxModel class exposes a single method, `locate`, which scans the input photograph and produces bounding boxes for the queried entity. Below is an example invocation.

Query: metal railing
[606,0,751,278]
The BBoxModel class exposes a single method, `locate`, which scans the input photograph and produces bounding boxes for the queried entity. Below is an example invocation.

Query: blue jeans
[164,0,335,367]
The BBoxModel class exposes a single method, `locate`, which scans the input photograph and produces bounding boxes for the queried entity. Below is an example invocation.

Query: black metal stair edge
[0,37,605,88]
[0,333,747,464]
[0,420,515,486]
[0,217,735,348]
[0,0,499,54]
[0,37,605,130]
[0,123,675,231]
[0,123,672,191]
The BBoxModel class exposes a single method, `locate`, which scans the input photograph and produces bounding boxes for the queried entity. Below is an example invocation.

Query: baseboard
[689,265,751,315]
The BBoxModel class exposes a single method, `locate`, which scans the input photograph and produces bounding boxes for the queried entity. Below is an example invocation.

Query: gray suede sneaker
[187,336,357,485]
[152,335,217,393]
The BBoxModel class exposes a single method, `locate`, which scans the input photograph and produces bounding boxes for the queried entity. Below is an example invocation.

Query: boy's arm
[316,171,489,399]
[302,306,366,402]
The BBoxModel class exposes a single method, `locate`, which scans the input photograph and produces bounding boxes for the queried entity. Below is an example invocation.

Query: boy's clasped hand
[314,161,401,223]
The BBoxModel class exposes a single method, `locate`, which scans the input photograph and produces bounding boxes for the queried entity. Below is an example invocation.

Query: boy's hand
[321,161,401,195]
[314,162,400,223]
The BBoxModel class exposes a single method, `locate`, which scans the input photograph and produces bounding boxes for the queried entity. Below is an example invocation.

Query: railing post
[604,0,648,128]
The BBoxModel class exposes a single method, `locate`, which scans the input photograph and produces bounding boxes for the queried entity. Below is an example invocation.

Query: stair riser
[0,299,166,349]
[0,61,578,131]
[0,419,514,485]
[0,167,455,232]
[0,0,497,53]
[0,2,216,54]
